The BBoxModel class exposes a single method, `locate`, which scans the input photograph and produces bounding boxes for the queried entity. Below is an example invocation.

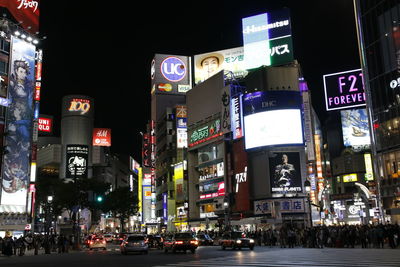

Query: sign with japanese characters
[242,8,294,69]
[194,47,248,84]
[323,69,365,111]
[65,145,88,178]
[188,119,222,147]
[254,198,305,215]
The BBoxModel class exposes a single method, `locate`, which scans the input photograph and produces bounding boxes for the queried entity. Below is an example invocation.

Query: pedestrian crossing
[153,248,400,267]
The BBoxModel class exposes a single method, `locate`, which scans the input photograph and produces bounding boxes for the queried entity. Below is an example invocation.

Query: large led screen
[244,109,303,149]
[341,108,370,147]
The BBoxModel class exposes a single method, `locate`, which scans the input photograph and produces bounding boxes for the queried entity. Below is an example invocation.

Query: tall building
[354,0,400,223]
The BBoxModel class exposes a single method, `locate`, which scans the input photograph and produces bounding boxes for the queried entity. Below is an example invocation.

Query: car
[84,234,96,248]
[115,233,128,244]
[120,234,149,255]
[88,236,107,250]
[219,231,255,250]
[104,234,114,243]
[146,234,164,249]
[163,232,198,254]
[196,233,214,246]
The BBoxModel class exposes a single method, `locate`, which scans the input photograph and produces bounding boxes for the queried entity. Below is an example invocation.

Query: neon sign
[68,98,91,115]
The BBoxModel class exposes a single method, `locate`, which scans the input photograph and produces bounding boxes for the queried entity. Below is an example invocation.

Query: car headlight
[236,240,242,244]
[249,239,255,243]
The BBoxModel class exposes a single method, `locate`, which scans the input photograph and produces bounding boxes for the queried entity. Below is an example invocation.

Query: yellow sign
[364,153,374,181]
[343,173,358,182]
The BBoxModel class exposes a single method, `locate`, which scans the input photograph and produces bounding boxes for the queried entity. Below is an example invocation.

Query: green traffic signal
[96,196,103,202]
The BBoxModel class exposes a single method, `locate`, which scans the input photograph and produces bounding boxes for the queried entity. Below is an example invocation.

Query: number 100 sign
[323,69,366,111]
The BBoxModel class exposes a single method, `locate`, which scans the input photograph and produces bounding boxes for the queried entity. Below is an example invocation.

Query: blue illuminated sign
[161,56,186,82]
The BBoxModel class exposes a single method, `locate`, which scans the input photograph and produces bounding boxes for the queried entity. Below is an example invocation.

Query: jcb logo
[69,99,90,115]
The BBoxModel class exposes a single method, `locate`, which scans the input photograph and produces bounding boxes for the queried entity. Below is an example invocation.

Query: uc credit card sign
[323,69,365,111]
[151,54,191,95]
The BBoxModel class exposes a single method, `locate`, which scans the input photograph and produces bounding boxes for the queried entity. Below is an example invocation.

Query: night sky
[37,0,360,161]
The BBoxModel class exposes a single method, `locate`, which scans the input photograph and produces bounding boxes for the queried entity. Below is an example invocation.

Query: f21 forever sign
[323,69,366,111]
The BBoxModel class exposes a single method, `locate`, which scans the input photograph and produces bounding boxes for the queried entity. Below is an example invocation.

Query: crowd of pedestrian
[245,223,400,249]
[0,233,76,257]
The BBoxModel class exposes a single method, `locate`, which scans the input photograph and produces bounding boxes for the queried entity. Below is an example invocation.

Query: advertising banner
[194,47,248,84]
[269,152,302,194]
[242,8,293,69]
[151,54,191,95]
[65,145,89,178]
[231,94,244,139]
[92,128,111,147]
[341,108,370,147]
[254,198,305,215]
[0,0,40,34]
[1,37,35,209]
[221,85,231,135]
[174,163,184,202]
[176,105,187,148]
[323,69,365,111]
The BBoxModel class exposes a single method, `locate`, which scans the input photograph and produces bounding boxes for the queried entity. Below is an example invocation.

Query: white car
[88,236,107,250]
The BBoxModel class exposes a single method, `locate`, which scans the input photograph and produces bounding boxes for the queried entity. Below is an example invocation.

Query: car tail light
[90,241,93,245]
[102,241,106,244]
[190,240,198,245]
[175,241,183,244]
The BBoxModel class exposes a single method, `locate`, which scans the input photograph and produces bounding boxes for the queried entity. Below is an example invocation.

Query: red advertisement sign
[92,128,111,147]
[38,117,52,132]
[0,0,40,34]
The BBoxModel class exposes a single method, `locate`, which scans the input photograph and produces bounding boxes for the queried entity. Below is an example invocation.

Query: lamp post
[44,195,53,254]
[304,181,312,227]
[223,197,230,231]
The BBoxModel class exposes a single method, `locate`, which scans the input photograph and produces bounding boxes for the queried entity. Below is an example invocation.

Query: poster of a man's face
[269,152,302,194]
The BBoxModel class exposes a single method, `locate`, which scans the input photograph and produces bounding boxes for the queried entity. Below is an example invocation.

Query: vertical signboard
[221,85,231,134]
[232,139,250,212]
[176,105,187,148]
[242,8,293,69]
[231,94,244,140]
[1,37,35,209]
[65,145,89,179]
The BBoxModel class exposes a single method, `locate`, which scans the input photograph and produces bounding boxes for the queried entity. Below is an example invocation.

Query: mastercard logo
[158,83,172,92]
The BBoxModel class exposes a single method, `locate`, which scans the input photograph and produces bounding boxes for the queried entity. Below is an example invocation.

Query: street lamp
[44,195,53,254]
[304,181,313,227]
[223,197,230,231]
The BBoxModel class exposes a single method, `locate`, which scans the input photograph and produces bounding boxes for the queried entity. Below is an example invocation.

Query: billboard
[340,108,370,147]
[65,145,89,178]
[269,152,302,193]
[242,8,293,69]
[243,91,303,149]
[194,47,248,84]
[151,54,191,95]
[62,95,94,118]
[92,128,111,147]
[38,116,52,133]
[0,0,40,34]
[1,37,36,209]
[323,69,365,111]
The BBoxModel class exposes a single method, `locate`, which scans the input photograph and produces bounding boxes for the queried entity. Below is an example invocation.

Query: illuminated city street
[1,1,400,266]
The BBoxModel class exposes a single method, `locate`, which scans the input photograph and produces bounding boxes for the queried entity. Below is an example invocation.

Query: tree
[102,186,138,232]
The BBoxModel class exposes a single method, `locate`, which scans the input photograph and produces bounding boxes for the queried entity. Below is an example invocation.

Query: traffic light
[96,196,103,202]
